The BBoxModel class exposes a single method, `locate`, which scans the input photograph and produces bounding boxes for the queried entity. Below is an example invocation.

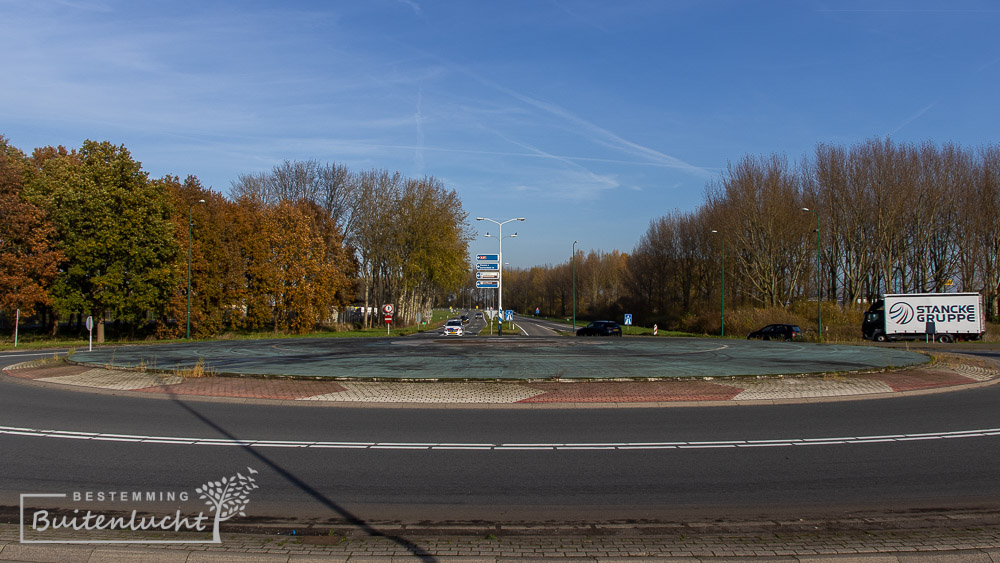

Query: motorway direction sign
[476,281,500,288]
[624,314,633,326]
[476,254,499,261]
[476,272,500,280]
[476,262,500,271]
[505,310,514,321]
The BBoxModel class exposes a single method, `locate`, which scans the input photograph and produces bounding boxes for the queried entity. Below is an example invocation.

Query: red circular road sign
[383,304,394,314]
[384,315,393,324]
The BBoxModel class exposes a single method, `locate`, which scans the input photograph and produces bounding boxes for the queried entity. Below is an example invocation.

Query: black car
[460,314,469,324]
[747,324,803,341]
[576,321,623,337]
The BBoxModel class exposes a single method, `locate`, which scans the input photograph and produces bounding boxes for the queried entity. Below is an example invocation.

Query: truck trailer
[862,292,985,343]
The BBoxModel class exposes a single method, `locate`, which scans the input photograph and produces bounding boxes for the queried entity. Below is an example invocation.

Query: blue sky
[2,1,998,267]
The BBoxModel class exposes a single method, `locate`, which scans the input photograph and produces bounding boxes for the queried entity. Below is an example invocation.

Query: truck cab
[862,300,887,341]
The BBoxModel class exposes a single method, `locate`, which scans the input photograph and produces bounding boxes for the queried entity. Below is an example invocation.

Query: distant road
[511,314,572,336]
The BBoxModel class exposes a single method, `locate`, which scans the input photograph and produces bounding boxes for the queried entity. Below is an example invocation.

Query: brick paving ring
[68,335,929,382]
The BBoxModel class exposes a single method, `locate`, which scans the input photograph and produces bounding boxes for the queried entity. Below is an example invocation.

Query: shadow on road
[164,388,437,561]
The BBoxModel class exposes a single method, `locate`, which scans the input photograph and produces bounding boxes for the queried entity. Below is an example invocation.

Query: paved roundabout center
[70,336,928,380]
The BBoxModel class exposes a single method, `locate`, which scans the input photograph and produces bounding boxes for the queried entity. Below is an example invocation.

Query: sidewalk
[3,352,999,406]
[3,519,1000,561]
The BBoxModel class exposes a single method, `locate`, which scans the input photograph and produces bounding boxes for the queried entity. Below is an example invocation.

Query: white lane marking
[2,425,1000,450]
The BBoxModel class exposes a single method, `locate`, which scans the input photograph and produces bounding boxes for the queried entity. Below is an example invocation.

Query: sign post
[86,315,94,352]
[486,309,496,335]
[383,304,393,335]
[477,256,501,332]
[13,308,19,348]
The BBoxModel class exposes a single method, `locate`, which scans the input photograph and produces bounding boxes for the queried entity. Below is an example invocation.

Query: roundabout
[7,335,990,405]
[66,335,928,381]
[3,344,1000,558]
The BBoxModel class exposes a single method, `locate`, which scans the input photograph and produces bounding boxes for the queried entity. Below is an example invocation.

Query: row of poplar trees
[0,137,472,341]
[495,138,1000,329]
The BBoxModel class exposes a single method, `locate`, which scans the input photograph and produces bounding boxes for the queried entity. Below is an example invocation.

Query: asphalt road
[3,345,1000,525]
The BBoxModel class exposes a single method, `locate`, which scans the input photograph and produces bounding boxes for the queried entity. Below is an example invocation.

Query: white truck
[862,292,986,343]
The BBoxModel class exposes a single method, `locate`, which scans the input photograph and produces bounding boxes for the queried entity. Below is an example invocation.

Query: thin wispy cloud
[463,70,712,178]
[891,103,936,135]
[483,127,620,200]
[396,0,422,16]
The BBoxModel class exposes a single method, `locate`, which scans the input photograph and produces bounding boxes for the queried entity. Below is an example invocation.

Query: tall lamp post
[572,240,578,332]
[187,199,206,339]
[802,207,822,342]
[711,230,724,337]
[477,216,525,331]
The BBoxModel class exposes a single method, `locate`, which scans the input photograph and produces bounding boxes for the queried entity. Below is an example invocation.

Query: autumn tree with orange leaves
[0,137,63,336]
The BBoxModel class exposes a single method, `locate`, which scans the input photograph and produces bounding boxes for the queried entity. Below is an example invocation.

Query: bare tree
[707,154,811,307]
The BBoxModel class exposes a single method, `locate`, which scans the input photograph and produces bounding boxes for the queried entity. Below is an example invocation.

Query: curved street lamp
[187,199,206,339]
[572,240,578,333]
[802,207,822,342]
[477,217,524,333]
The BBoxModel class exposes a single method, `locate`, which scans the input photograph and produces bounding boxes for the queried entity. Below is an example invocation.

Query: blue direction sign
[476,281,500,288]
[476,271,500,280]
[476,262,499,271]
[476,254,499,261]
[505,310,513,321]
[624,314,633,326]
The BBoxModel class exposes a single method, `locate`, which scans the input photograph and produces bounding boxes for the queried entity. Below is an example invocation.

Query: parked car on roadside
[576,321,622,337]
[747,324,802,341]
[443,319,465,336]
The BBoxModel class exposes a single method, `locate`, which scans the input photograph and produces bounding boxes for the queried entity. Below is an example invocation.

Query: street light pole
[187,199,206,339]
[711,230,724,337]
[478,217,524,333]
[572,240,578,332]
[802,207,822,342]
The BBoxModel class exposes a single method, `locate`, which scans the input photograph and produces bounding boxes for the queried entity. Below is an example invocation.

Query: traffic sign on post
[505,310,513,321]
[624,314,632,326]
[476,263,499,271]
[476,254,499,261]
[476,272,499,280]
[476,281,499,288]
[383,304,393,315]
